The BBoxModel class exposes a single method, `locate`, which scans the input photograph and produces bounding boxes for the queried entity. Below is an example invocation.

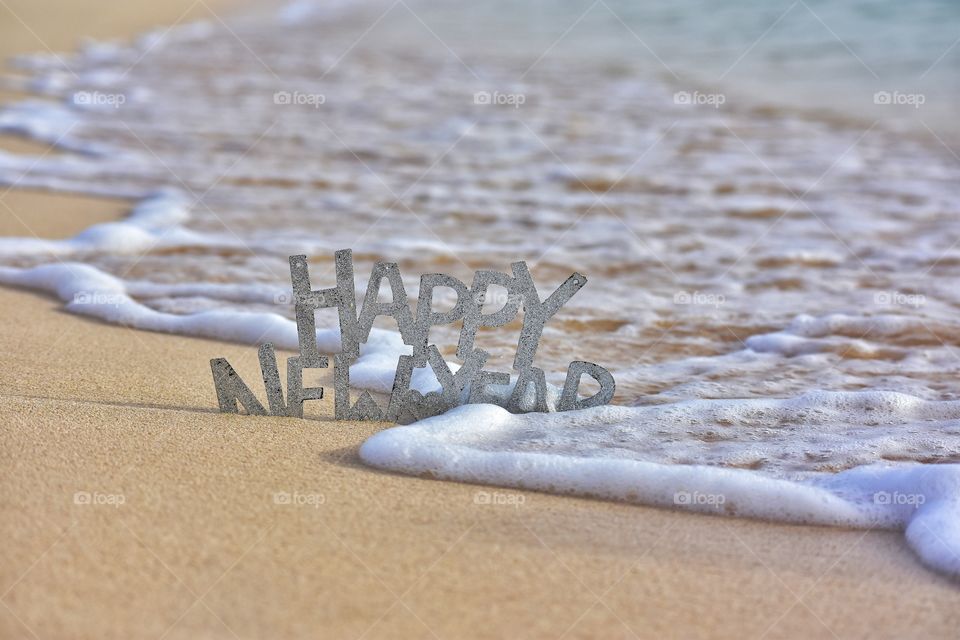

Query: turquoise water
[405,0,959,132]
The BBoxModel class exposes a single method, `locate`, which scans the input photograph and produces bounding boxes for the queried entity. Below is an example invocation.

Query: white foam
[360,397,960,577]
[744,313,930,358]
[0,259,550,405]
[0,101,90,154]
[0,260,443,397]
[1,0,959,581]
[0,179,550,404]
[0,191,234,257]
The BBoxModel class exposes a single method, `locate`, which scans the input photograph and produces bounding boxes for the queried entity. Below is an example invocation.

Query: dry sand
[0,0,242,61]
[2,288,959,639]
[1,1,959,639]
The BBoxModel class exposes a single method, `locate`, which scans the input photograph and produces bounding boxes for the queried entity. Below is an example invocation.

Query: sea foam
[360,395,960,577]
[0,258,442,396]
[1,0,959,581]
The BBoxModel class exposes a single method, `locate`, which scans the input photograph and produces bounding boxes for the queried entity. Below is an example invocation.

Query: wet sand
[1,286,959,639]
[1,1,959,638]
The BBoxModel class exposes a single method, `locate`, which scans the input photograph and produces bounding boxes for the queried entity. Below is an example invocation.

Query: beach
[0,0,240,238]
[3,287,960,638]
[2,0,960,638]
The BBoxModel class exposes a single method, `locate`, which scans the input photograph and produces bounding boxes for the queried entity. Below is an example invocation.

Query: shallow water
[2,0,960,574]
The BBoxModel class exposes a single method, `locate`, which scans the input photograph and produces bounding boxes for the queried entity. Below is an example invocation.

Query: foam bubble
[0,260,441,396]
[360,398,960,576]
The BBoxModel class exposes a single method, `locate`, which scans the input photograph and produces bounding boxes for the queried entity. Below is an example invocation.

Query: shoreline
[0,0,246,62]
[0,0,253,239]
[2,285,959,637]
[1,1,959,637]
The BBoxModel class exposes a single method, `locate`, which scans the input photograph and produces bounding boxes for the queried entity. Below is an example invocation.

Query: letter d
[558,361,615,411]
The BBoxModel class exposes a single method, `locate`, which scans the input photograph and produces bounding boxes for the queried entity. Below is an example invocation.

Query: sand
[1,2,959,639]
[2,287,959,639]
[0,0,243,61]
[0,0,250,238]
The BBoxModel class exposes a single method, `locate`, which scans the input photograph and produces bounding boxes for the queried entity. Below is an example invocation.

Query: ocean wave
[361,394,960,576]
[1,0,960,578]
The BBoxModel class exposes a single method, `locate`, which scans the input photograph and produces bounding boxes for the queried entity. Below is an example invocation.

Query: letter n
[210,358,267,415]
